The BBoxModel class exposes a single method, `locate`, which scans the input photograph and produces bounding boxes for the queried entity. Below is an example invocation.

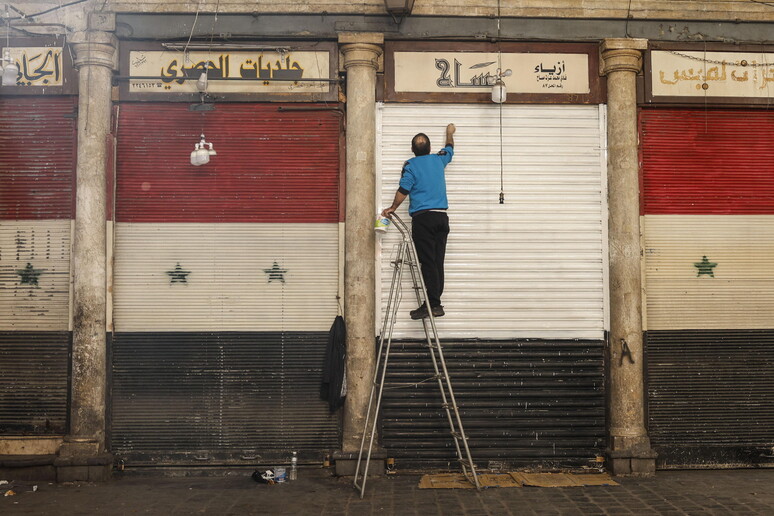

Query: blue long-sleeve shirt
[398,145,454,216]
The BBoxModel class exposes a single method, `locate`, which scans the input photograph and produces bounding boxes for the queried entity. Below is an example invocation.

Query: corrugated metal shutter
[377,103,608,341]
[0,96,76,434]
[641,108,774,467]
[647,331,774,466]
[381,340,606,468]
[376,103,607,467]
[111,103,342,464]
[0,97,76,219]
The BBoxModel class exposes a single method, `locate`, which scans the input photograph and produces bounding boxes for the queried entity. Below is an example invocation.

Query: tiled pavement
[2,468,773,515]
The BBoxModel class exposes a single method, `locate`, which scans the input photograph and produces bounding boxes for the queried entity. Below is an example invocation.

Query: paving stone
[0,469,773,515]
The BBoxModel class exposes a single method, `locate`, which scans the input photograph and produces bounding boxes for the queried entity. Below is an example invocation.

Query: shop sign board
[120,42,338,102]
[385,42,603,104]
[649,49,774,102]
[394,52,589,94]
[0,39,76,94]
[3,47,64,87]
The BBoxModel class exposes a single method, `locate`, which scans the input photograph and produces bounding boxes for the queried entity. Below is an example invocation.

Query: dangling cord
[499,101,504,204]
[497,0,505,204]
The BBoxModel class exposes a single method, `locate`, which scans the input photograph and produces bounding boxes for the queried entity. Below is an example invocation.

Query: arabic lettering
[658,61,774,91]
[159,53,306,88]
[14,50,62,86]
[161,55,231,85]
[534,61,567,89]
[434,59,499,88]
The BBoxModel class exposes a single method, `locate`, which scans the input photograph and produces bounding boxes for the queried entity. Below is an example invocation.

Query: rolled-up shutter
[641,108,774,467]
[0,97,76,434]
[111,103,342,464]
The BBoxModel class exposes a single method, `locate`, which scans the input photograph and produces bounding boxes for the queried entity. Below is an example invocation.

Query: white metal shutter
[376,103,608,340]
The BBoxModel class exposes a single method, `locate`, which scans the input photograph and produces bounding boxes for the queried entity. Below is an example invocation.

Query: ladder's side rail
[354,239,405,494]
[393,215,480,489]
[358,242,408,498]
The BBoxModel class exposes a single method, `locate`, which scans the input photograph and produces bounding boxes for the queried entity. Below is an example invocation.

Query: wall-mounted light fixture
[190,134,217,166]
[384,0,416,23]
[489,68,512,104]
[1,49,19,86]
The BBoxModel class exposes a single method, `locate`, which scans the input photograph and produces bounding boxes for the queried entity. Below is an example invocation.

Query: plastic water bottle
[290,451,298,481]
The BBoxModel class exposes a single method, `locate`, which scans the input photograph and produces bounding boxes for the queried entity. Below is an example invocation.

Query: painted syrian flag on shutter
[0,97,76,434]
[111,103,342,462]
[641,108,774,461]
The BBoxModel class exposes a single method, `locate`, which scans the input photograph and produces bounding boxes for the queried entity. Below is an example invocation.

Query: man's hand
[445,123,455,148]
[447,123,456,134]
[381,206,397,218]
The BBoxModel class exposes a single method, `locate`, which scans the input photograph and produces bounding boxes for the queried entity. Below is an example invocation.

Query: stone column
[600,38,657,476]
[56,29,117,481]
[339,33,383,456]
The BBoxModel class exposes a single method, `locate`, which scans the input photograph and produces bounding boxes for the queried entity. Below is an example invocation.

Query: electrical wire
[497,0,505,204]
[4,0,89,21]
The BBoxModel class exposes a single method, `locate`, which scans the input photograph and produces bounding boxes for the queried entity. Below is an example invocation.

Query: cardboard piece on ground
[418,472,619,489]
[571,473,619,486]
[511,472,579,487]
[512,472,619,487]
[418,473,522,489]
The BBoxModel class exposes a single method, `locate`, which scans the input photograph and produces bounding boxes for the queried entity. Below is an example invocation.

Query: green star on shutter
[166,262,191,284]
[694,256,717,277]
[17,263,43,286]
[263,261,288,283]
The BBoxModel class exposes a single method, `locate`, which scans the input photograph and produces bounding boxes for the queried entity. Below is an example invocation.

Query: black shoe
[410,303,429,320]
[410,303,445,320]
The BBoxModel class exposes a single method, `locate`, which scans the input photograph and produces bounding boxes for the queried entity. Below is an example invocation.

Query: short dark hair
[411,133,431,156]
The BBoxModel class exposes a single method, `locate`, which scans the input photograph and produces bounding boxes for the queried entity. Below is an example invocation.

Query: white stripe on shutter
[376,103,608,340]
[0,220,71,331]
[644,214,774,331]
[113,223,339,332]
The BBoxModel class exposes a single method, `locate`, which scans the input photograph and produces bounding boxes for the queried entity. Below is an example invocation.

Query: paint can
[374,215,391,233]
[274,466,287,483]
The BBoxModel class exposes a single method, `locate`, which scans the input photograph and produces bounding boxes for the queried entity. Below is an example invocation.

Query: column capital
[600,38,648,76]
[339,32,383,71]
[69,31,118,71]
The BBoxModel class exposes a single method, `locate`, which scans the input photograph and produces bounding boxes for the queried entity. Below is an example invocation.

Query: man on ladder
[381,123,456,320]
[355,123,478,497]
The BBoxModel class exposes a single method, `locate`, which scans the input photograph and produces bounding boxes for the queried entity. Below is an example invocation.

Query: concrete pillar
[339,33,383,455]
[55,30,117,481]
[600,38,657,477]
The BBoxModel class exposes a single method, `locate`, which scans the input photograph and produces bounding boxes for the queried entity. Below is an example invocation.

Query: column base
[332,450,386,477]
[607,436,658,477]
[54,438,113,481]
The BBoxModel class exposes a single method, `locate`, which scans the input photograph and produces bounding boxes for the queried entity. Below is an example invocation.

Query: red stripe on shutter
[0,97,77,220]
[640,108,774,215]
[115,103,342,223]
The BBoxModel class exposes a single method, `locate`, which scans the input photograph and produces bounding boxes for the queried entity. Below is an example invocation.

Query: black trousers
[411,211,450,308]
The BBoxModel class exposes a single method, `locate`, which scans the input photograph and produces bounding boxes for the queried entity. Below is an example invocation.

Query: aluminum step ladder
[353,214,480,498]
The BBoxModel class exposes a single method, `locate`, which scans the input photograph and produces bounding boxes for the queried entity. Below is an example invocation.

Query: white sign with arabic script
[652,51,774,98]
[394,52,589,94]
[129,50,330,93]
[4,47,63,87]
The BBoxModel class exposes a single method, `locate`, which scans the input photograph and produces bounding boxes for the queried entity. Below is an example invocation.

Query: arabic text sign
[652,51,774,98]
[394,52,590,94]
[129,50,330,93]
[5,47,63,87]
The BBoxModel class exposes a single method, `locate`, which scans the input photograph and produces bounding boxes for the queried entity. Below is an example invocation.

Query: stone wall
[6,1,774,27]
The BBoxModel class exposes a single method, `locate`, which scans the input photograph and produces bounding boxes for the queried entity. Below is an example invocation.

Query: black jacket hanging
[321,315,346,412]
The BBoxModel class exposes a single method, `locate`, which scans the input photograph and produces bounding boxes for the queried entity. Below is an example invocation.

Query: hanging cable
[497,0,505,204]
